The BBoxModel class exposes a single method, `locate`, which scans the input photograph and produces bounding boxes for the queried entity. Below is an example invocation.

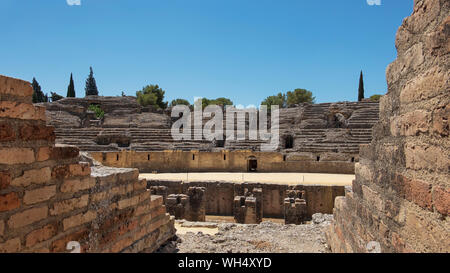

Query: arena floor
[140,172,354,186]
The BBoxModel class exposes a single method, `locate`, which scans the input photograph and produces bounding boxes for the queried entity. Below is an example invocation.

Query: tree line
[32,66,100,103]
[32,68,383,106]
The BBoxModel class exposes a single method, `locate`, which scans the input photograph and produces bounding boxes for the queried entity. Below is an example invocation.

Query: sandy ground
[140,172,354,186]
[175,216,285,235]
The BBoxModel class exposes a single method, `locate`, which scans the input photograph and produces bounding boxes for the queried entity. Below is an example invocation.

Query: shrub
[88,104,105,119]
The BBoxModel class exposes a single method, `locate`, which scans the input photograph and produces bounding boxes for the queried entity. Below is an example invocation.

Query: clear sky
[0,0,413,106]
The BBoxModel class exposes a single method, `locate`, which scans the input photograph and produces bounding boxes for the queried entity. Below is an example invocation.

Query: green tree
[261,92,286,109]
[358,71,365,102]
[85,67,99,96]
[170,98,191,107]
[210,97,233,107]
[286,88,315,105]
[67,73,76,97]
[194,97,233,109]
[51,92,64,102]
[369,94,382,102]
[136,84,168,109]
[32,78,46,103]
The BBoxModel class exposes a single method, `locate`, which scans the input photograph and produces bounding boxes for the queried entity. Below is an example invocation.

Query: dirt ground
[157,214,333,253]
[140,172,353,186]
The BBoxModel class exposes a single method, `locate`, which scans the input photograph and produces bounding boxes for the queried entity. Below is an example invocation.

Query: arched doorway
[247,156,257,172]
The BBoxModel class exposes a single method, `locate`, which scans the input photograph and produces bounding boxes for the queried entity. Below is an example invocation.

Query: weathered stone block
[62,211,96,231]
[11,167,51,187]
[404,178,432,210]
[284,197,307,225]
[432,104,449,136]
[68,163,91,177]
[150,185,168,203]
[399,66,449,104]
[8,206,48,229]
[117,196,140,210]
[390,110,431,136]
[405,143,448,172]
[50,195,89,215]
[186,187,206,222]
[0,101,46,121]
[165,194,189,219]
[361,185,384,212]
[0,148,35,165]
[0,75,33,98]
[23,185,56,205]
[111,236,133,253]
[150,195,163,209]
[61,177,95,193]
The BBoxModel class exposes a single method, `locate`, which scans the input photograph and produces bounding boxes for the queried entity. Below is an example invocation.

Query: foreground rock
[158,214,333,253]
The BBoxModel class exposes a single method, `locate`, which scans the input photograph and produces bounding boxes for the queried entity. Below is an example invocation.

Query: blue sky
[0,0,412,106]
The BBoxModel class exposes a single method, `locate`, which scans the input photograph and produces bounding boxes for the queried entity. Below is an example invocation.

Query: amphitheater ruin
[0,0,448,253]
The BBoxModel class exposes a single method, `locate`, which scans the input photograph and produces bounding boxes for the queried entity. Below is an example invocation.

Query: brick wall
[0,75,175,253]
[326,0,449,253]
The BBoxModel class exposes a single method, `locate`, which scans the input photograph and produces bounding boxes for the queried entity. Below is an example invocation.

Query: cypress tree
[32,78,45,103]
[358,71,365,102]
[67,73,76,97]
[85,67,99,96]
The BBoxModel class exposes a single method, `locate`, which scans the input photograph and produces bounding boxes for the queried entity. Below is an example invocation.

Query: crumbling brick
[25,224,57,248]
[0,192,20,212]
[0,122,15,142]
[0,171,11,190]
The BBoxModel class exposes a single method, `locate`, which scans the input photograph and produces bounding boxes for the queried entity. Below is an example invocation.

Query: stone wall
[234,188,263,224]
[0,75,175,253]
[147,180,345,219]
[326,0,449,253]
[90,150,356,174]
[163,187,206,222]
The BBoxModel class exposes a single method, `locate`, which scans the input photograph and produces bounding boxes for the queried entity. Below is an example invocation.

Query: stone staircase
[54,101,379,154]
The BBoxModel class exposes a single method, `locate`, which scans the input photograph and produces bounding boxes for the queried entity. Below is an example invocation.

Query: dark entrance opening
[285,135,294,149]
[248,157,258,172]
